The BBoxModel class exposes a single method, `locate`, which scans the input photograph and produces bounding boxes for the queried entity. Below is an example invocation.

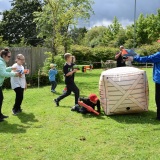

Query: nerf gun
[17,69,30,77]
[82,65,93,72]
[73,65,93,72]
[122,49,137,59]
[78,101,99,115]
[73,65,80,70]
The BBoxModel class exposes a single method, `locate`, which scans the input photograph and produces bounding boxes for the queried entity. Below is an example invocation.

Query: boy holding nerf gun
[54,53,80,108]
[72,94,101,115]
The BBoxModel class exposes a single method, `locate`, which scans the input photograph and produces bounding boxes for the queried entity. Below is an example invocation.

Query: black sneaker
[17,109,23,113]
[54,99,59,107]
[71,104,80,112]
[0,114,9,119]
[12,109,18,115]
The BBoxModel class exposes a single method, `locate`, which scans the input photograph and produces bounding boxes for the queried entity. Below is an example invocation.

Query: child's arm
[63,64,77,77]
[55,69,58,74]
[25,80,27,90]
[96,100,101,113]
[65,69,77,76]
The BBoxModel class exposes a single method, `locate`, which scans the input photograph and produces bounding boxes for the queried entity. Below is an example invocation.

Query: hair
[64,53,72,60]
[50,63,54,68]
[15,54,25,62]
[0,48,10,58]
[120,45,124,49]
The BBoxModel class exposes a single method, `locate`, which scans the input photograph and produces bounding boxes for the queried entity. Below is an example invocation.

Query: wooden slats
[99,67,149,115]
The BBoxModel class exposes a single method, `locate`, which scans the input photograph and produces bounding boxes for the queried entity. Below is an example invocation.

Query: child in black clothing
[54,53,79,108]
[72,94,101,114]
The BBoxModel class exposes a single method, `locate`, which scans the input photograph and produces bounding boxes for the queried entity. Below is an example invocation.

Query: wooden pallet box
[99,67,149,115]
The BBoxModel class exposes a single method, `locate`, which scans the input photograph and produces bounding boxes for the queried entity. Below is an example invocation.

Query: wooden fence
[1,47,50,75]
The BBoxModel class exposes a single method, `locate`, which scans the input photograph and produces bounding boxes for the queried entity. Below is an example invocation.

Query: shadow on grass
[108,110,160,125]
[82,112,106,120]
[17,112,38,124]
[54,104,106,120]
[51,91,62,95]
[58,105,72,109]
[0,121,28,133]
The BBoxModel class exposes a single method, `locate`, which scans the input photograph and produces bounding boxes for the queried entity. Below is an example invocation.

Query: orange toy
[63,86,67,93]
[121,49,128,56]
[18,69,29,77]
[23,69,29,74]
[78,101,99,115]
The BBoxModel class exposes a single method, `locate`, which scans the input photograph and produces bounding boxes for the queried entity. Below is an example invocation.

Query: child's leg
[56,86,71,102]
[70,83,79,105]
[18,88,24,110]
[52,81,57,90]
[51,81,54,91]
[0,87,4,115]
[13,87,24,112]
[155,83,160,119]
[79,107,88,114]
[63,86,67,93]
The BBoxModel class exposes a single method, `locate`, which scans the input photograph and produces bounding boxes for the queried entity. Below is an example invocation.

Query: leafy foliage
[0,36,8,47]
[70,45,117,68]
[0,0,43,46]
[33,0,94,54]
[69,27,88,45]
[41,51,64,83]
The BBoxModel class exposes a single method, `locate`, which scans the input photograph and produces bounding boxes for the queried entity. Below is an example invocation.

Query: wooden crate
[99,67,149,115]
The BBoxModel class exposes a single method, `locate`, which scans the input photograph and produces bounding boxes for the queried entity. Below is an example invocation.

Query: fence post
[38,69,41,88]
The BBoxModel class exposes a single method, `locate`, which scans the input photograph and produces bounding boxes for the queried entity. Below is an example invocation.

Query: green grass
[1,68,160,160]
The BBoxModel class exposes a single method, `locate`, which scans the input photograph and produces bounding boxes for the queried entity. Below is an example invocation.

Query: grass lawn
[0,68,160,160]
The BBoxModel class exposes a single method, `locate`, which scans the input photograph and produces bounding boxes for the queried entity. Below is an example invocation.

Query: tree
[83,17,123,47]
[33,0,94,55]
[145,10,160,43]
[0,0,43,46]
[69,27,88,45]
[83,26,108,47]
[108,28,127,47]
[0,36,8,47]
[126,9,160,46]
[135,14,147,45]
[108,17,122,37]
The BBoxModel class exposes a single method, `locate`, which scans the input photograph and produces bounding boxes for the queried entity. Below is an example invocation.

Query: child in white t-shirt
[11,54,27,115]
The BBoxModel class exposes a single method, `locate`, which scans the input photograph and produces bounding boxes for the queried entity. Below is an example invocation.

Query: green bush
[70,45,92,64]
[41,52,64,83]
[54,55,65,69]
[2,71,64,89]
[26,70,64,87]
[137,43,160,56]
[70,45,117,68]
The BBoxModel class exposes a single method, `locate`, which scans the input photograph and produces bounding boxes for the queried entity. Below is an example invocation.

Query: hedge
[2,70,63,89]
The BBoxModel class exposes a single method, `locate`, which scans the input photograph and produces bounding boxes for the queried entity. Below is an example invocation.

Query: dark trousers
[155,83,160,119]
[13,87,24,112]
[0,87,4,115]
[51,81,57,91]
[57,83,79,105]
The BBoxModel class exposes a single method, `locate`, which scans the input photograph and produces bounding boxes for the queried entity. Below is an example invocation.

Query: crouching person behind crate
[71,94,101,114]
